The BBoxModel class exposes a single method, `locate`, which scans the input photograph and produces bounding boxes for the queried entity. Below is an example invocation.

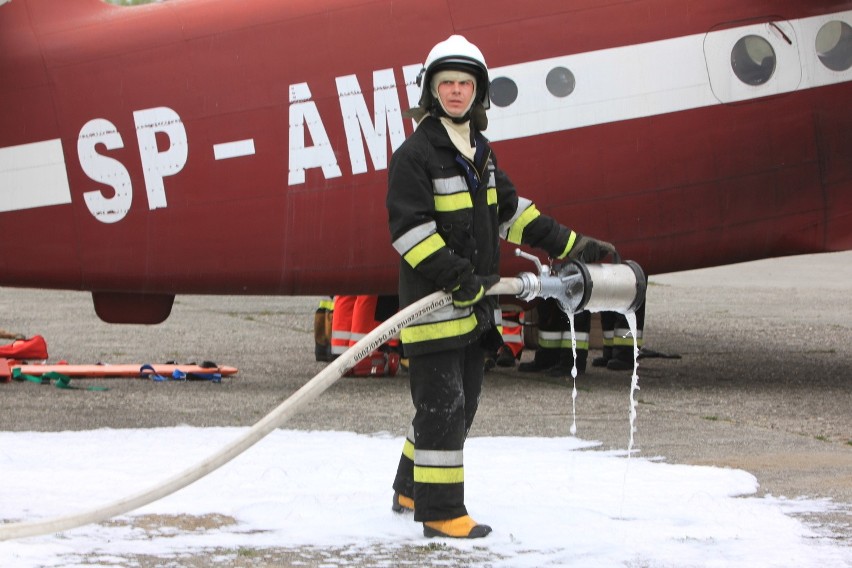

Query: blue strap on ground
[139,364,168,382]
[172,369,222,383]
[138,365,221,383]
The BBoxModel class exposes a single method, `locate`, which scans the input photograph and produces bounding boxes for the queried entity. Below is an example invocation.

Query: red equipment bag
[345,350,400,377]
[0,335,49,360]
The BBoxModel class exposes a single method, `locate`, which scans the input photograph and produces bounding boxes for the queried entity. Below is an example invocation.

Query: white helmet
[417,34,491,110]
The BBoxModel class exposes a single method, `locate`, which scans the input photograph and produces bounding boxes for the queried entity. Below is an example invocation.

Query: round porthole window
[490,77,518,107]
[816,20,852,72]
[546,67,576,97]
[731,35,776,85]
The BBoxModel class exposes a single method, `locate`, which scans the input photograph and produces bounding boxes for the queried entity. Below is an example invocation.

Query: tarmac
[1,251,851,565]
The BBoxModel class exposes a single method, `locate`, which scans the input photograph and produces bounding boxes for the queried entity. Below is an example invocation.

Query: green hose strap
[11,368,108,391]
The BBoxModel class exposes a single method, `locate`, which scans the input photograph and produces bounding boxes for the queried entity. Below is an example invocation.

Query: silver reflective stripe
[546,331,591,342]
[615,327,643,339]
[414,448,464,467]
[393,221,437,255]
[503,332,523,343]
[433,175,468,195]
[412,302,472,324]
[499,197,533,239]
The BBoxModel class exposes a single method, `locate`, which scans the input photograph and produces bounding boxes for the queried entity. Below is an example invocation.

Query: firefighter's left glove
[451,273,500,308]
[568,233,617,263]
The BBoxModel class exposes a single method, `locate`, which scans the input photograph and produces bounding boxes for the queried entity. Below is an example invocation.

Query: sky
[0,427,849,567]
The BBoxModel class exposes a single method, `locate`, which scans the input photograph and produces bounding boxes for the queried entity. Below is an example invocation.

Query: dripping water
[625,311,640,454]
[568,312,578,435]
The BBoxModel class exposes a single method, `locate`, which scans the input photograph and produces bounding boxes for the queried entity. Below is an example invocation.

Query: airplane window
[546,67,576,97]
[816,20,852,72]
[490,77,518,107]
[731,35,776,86]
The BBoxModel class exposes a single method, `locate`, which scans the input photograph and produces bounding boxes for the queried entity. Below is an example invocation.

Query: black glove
[451,273,499,308]
[568,234,617,263]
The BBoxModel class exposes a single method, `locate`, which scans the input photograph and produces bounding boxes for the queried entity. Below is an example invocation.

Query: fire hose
[0,254,645,540]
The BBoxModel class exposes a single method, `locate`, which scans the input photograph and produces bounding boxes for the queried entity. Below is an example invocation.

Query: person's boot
[517,349,558,373]
[495,345,516,367]
[314,344,331,362]
[313,311,332,362]
[592,346,612,368]
[391,492,414,513]
[423,515,492,538]
[547,349,587,377]
[606,346,634,371]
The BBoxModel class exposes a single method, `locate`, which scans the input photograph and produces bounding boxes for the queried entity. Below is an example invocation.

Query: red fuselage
[1,0,850,322]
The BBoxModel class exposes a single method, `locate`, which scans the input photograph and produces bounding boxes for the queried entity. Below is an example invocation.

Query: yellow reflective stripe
[486,188,497,206]
[557,231,578,259]
[414,465,464,484]
[402,438,415,461]
[507,204,541,244]
[613,336,644,347]
[452,285,484,308]
[540,339,589,349]
[400,313,478,344]
[318,299,334,310]
[434,192,472,212]
[403,233,446,268]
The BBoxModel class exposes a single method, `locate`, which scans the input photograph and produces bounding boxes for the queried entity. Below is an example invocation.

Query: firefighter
[346,295,402,377]
[592,304,646,370]
[386,35,617,539]
[313,296,335,362]
[497,304,524,367]
[484,305,520,371]
[329,295,356,360]
[519,299,591,377]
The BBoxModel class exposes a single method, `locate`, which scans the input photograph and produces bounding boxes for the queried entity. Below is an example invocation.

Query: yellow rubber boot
[423,515,492,538]
[391,492,414,513]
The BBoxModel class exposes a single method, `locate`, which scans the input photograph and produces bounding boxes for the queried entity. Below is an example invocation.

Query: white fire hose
[0,258,644,540]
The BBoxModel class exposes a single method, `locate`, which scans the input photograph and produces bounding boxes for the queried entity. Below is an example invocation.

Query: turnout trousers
[392,341,485,522]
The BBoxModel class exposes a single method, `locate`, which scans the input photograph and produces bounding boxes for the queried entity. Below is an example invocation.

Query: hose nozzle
[512,249,646,314]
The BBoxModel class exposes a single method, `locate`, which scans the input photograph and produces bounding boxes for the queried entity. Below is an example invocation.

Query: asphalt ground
[1,251,850,565]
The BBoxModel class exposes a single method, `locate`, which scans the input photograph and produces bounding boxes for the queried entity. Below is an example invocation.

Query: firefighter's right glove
[568,233,617,263]
[451,273,499,308]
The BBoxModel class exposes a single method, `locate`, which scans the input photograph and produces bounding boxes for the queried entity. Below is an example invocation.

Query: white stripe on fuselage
[213,139,256,160]
[0,139,72,213]
[486,10,852,142]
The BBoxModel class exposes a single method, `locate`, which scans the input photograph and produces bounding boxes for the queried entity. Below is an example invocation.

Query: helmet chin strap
[435,100,474,123]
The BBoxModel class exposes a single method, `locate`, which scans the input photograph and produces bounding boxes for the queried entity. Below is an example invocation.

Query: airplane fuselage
[1,0,851,322]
